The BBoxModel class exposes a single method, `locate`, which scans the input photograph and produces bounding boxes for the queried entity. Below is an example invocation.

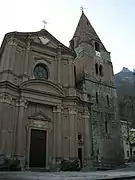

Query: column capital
[16,98,28,108]
[7,37,18,46]
[68,107,77,115]
[83,109,90,119]
[56,46,62,59]
[68,58,73,65]
[26,40,31,51]
[0,93,12,104]
[53,105,62,113]
[53,106,56,113]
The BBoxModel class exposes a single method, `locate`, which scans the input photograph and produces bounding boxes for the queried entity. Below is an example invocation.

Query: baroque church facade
[0,11,124,169]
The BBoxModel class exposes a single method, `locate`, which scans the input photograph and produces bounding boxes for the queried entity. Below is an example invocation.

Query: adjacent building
[121,120,135,161]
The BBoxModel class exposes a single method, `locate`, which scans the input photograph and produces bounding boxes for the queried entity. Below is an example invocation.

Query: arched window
[95,63,98,75]
[106,95,109,106]
[99,65,103,76]
[96,92,98,104]
[78,133,82,141]
[34,63,48,80]
[95,42,100,52]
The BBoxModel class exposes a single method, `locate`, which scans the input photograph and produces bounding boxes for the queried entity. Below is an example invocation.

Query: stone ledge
[100,176,135,180]
[1,171,135,180]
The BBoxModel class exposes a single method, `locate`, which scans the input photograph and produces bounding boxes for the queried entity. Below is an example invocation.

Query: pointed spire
[72,11,106,51]
[73,12,98,43]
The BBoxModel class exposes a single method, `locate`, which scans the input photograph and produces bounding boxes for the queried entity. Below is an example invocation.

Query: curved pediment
[28,111,51,122]
[20,80,64,97]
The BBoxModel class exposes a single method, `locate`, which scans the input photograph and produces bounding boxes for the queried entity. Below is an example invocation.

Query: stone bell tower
[70,10,124,166]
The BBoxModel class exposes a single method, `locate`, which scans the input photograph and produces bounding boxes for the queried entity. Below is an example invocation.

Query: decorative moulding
[28,111,51,122]
[34,56,51,64]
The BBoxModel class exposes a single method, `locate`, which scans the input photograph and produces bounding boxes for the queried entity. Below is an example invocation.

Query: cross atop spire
[80,5,85,13]
[42,20,47,29]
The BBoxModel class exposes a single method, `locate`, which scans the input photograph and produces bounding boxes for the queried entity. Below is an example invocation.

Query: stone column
[68,107,77,159]
[0,129,6,155]
[56,106,62,158]
[1,37,15,72]
[57,46,62,84]
[52,106,57,167]
[23,40,31,81]
[68,58,74,87]
[0,94,12,155]
[83,107,92,168]
[9,40,18,71]
[0,46,7,71]
[52,105,62,170]
[15,98,28,164]
[0,94,4,154]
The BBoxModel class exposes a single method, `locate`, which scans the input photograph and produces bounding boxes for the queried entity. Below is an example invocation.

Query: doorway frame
[77,145,84,168]
[26,126,48,169]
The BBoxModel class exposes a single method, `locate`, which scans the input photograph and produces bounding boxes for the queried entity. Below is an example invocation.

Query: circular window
[34,63,48,80]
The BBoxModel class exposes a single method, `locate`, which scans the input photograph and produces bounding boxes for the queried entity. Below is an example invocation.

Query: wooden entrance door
[78,148,83,168]
[29,129,46,168]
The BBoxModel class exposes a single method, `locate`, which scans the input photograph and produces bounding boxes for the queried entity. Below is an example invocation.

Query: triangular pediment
[3,29,74,55]
[29,111,51,122]
[21,29,73,53]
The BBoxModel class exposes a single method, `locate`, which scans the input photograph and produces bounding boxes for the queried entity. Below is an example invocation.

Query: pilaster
[52,105,62,170]
[56,46,62,84]
[68,107,77,158]
[0,94,12,155]
[52,106,57,159]
[9,40,18,71]
[15,98,28,159]
[23,40,31,81]
[56,105,62,158]
[3,37,15,71]
[83,107,93,168]
[68,58,74,87]
[0,37,18,82]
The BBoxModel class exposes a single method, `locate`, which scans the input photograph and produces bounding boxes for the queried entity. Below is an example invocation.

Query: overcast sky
[0,0,135,73]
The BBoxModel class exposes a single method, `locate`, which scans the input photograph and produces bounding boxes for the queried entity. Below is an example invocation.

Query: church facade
[0,11,124,169]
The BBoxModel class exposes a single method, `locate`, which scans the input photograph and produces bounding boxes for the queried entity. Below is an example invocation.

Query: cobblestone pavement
[1,170,135,180]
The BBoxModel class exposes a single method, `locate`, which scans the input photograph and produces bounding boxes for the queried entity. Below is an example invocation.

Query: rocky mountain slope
[115,67,135,127]
[115,67,135,87]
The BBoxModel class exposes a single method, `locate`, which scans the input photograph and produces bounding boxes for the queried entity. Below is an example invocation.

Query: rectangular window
[127,151,129,157]
[105,120,108,133]
[95,42,100,52]
[106,95,109,106]
[99,65,103,76]
[95,63,98,75]
[96,92,98,104]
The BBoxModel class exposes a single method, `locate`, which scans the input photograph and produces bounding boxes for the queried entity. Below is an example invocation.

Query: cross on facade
[42,20,47,29]
[80,5,85,12]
